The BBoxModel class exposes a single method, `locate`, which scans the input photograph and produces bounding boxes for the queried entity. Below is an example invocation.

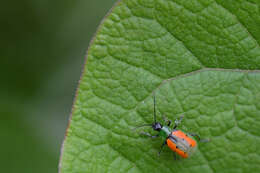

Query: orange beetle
[136,96,208,159]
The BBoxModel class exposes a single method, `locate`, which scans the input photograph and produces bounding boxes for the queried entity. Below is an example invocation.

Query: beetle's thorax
[153,124,171,139]
[152,122,172,138]
[160,126,171,137]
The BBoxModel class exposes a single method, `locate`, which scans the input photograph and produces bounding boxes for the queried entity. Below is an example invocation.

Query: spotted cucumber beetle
[135,96,209,159]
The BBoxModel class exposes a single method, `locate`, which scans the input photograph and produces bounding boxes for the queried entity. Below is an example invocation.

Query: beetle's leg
[173,152,179,160]
[200,138,210,142]
[189,133,201,140]
[189,133,210,142]
[167,120,172,127]
[140,132,159,138]
[163,115,172,127]
[173,115,184,129]
[158,140,167,156]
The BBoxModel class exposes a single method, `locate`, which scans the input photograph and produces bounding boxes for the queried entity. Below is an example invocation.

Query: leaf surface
[60,0,260,172]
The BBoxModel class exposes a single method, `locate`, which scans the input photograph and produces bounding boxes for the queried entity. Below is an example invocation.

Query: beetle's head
[152,122,162,131]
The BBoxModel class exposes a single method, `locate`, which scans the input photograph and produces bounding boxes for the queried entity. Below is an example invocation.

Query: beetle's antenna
[132,124,152,131]
[154,95,156,123]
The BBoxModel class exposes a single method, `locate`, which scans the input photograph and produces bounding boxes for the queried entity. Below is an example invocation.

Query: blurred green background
[0,0,116,172]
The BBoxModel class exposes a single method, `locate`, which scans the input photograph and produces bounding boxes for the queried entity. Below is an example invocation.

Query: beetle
[135,95,209,159]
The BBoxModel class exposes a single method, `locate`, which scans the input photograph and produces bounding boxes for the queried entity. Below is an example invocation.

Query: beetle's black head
[152,122,162,131]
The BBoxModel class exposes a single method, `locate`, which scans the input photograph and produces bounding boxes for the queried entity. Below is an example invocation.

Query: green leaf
[59,0,260,172]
